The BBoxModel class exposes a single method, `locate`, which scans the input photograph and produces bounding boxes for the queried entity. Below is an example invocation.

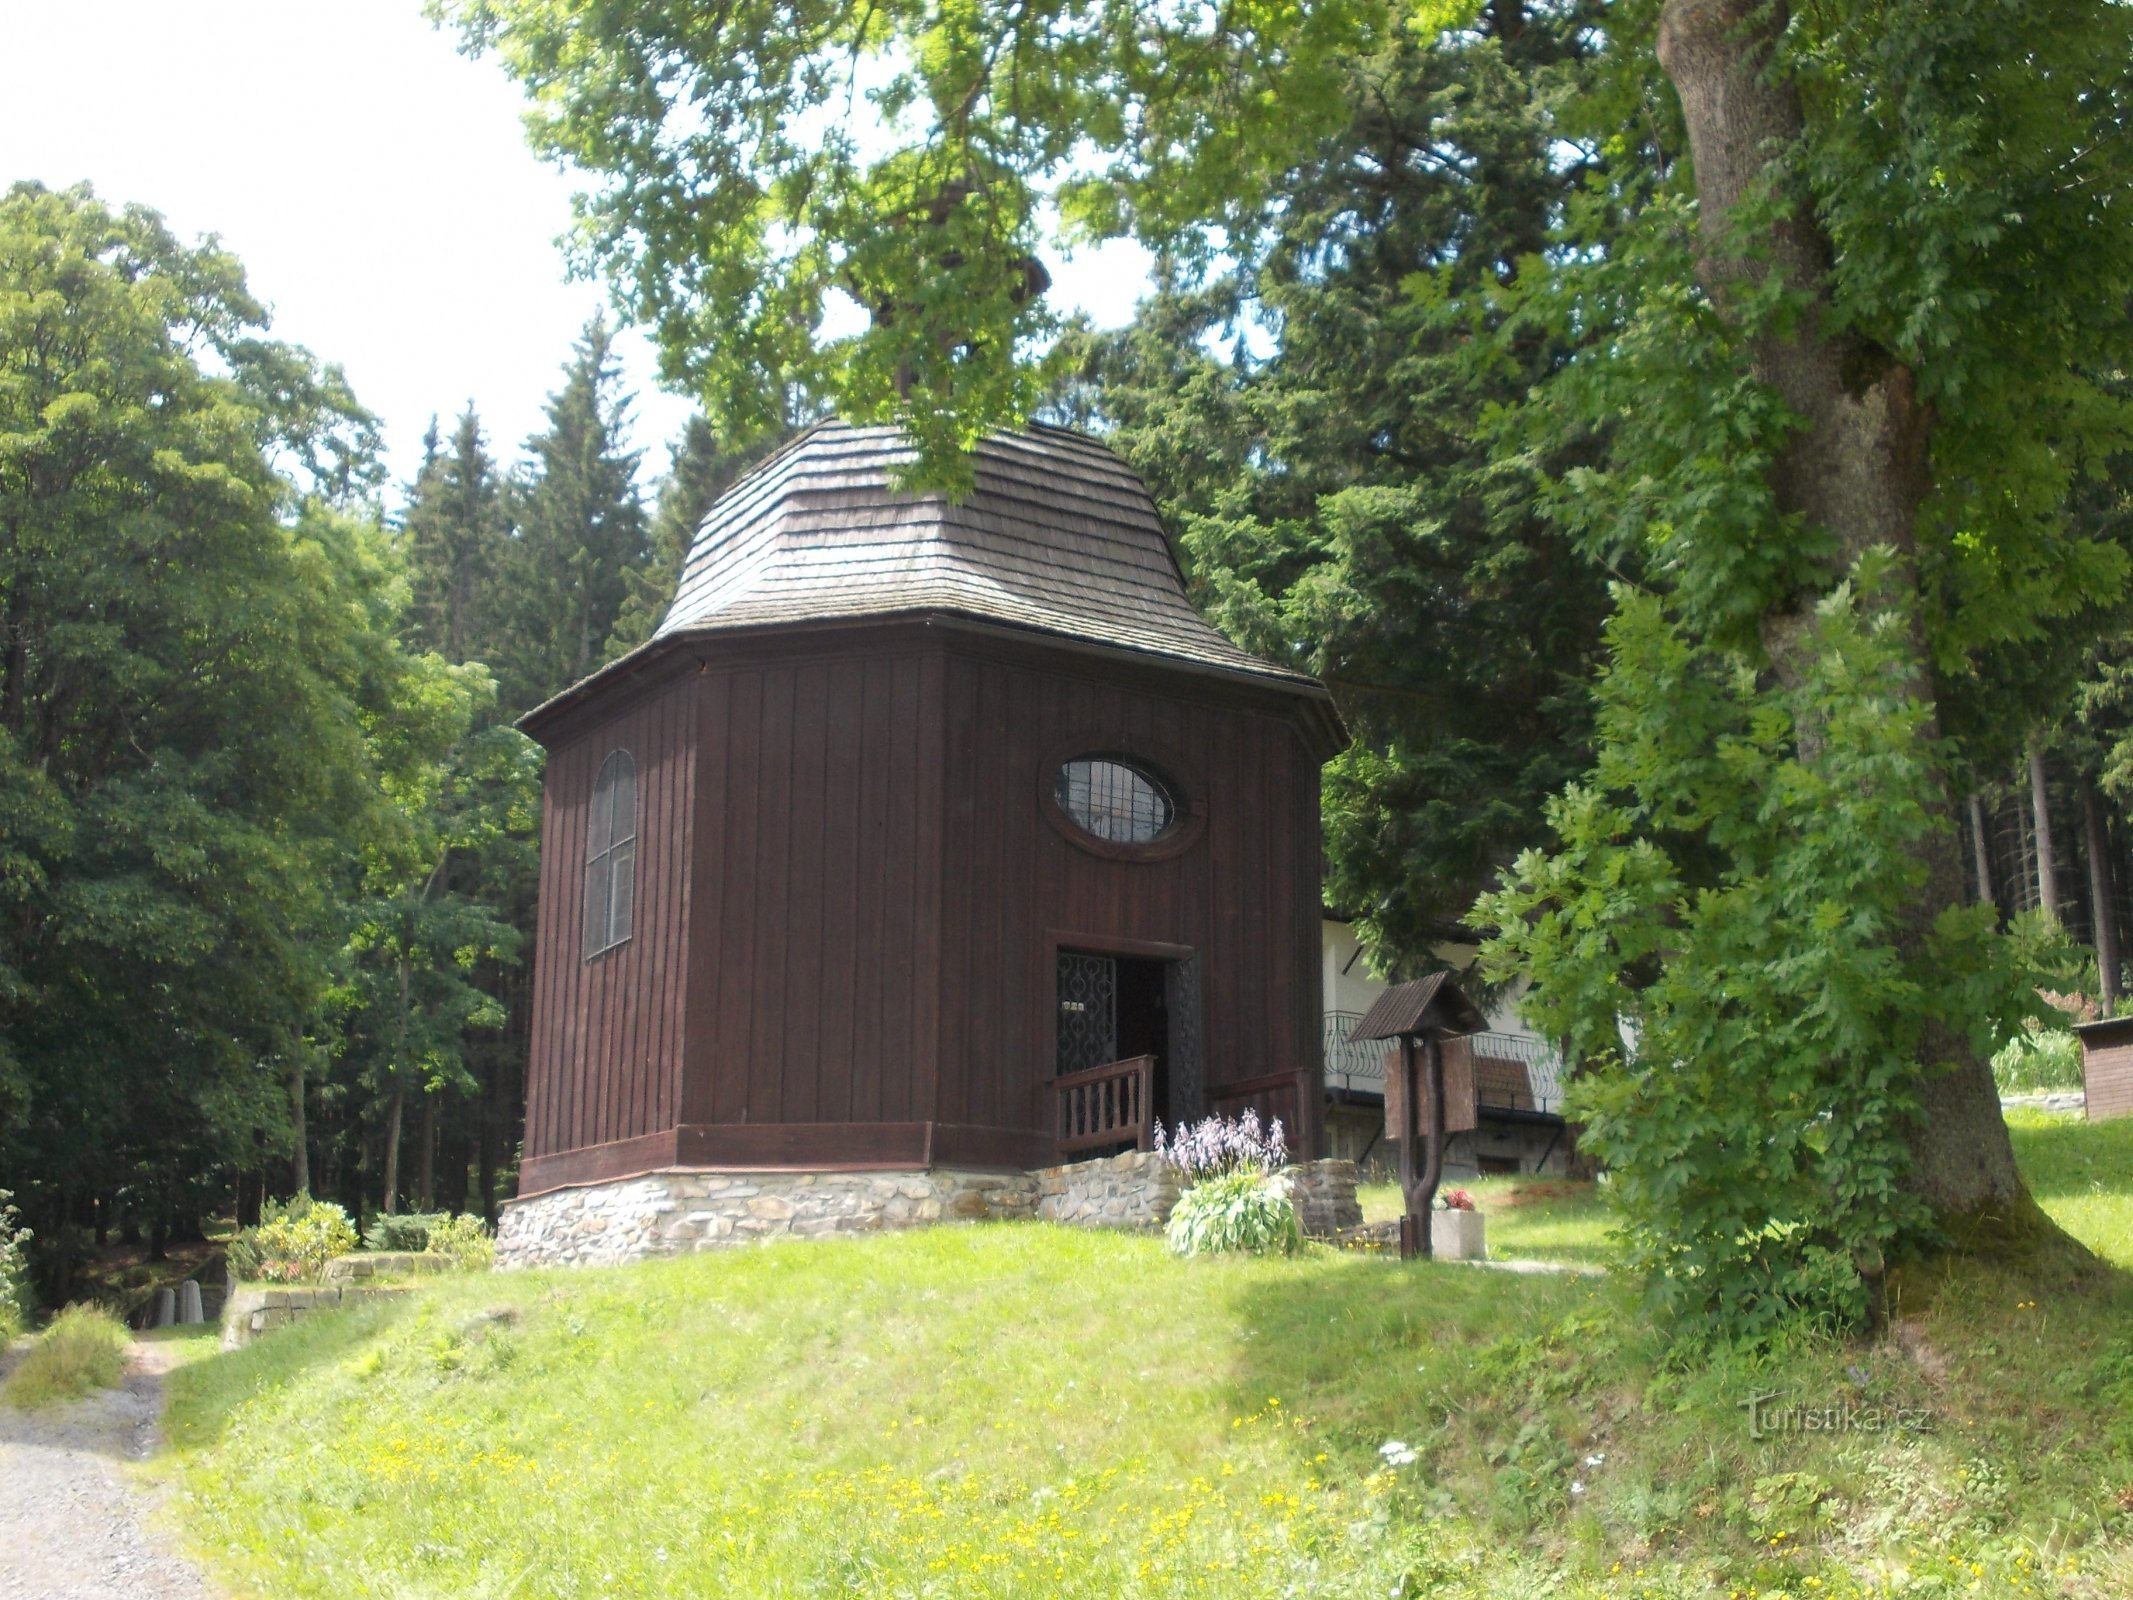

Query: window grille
[1054,757,1176,845]
[584,750,637,958]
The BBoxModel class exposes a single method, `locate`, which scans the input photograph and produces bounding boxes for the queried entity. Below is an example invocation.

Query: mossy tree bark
[1655,0,2026,1216]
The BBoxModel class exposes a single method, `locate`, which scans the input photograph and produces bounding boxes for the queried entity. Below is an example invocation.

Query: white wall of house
[1320,917,1571,1178]
[1320,918,1545,1044]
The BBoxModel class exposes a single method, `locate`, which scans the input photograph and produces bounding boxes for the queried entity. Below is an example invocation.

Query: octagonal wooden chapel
[511,421,1344,1218]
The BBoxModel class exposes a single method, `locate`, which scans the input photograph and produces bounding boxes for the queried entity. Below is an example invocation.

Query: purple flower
[1152,1110,1289,1181]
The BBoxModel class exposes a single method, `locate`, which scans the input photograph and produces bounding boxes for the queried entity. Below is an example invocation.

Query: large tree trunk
[2084,783,2121,1015]
[2030,742,2061,919]
[1656,0,2024,1216]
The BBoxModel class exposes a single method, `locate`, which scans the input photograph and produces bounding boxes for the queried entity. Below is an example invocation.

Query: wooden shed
[512,421,1345,1200]
[2075,1015,2133,1121]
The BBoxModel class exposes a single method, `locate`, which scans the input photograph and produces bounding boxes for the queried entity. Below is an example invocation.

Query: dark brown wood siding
[522,671,697,1164]
[677,639,947,1132]
[519,620,1330,1191]
[2085,1037,2133,1121]
[934,642,1325,1155]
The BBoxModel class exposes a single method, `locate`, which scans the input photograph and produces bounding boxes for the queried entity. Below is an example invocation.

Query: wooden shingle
[654,420,1317,688]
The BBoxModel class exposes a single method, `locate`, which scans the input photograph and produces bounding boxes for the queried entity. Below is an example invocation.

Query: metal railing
[1321,1012,1567,1117]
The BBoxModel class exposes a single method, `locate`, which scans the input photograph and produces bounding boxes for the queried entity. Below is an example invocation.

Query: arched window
[583,750,637,958]
[1054,756,1177,845]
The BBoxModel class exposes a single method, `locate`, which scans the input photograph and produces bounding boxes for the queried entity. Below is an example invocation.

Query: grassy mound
[163,1119,2133,1599]
[3,1302,130,1408]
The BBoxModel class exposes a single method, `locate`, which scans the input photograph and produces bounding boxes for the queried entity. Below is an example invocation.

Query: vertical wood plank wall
[2084,1033,2133,1121]
[521,627,1328,1180]
[678,643,947,1128]
[934,648,1324,1154]
[522,674,697,1164]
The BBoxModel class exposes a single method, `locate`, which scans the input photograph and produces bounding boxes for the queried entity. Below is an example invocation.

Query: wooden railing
[1055,1054,1155,1155]
[1208,1072,1305,1141]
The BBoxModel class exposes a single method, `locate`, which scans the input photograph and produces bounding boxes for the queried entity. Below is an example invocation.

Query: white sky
[0,1,1153,492]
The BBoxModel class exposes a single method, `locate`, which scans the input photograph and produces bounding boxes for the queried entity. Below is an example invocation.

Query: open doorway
[1055,948,1203,1129]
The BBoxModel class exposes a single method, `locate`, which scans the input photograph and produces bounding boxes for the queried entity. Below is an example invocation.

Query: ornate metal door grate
[1056,953,1118,1074]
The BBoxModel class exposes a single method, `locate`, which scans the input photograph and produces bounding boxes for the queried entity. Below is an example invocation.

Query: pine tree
[494,318,648,712]
[400,407,508,665]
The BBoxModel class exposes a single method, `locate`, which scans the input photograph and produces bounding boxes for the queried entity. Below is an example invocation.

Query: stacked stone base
[497,1153,1363,1269]
[221,1284,410,1349]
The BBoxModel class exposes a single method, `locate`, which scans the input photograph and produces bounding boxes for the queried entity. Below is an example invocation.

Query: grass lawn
[1359,1174,1615,1266]
[160,1120,2133,1599]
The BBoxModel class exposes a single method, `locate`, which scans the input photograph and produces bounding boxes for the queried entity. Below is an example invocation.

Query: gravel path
[0,1341,221,1600]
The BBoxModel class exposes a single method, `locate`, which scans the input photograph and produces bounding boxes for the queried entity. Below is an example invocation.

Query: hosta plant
[1152,1110,1288,1183]
[1165,1170,1303,1258]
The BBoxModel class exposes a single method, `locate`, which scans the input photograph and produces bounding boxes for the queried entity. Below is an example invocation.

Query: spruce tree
[495,318,648,712]
[400,407,508,665]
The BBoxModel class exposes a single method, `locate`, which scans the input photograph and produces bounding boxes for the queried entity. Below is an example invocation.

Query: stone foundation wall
[221,1284,409,1349]
[497,1168,1041,1268]
[1033,1150,1180,1229]
[498,1153,1367,1269]
[1289,1159,1362,1238]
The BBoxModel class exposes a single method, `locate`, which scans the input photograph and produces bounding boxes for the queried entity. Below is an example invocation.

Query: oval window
[1054,757,1177,845]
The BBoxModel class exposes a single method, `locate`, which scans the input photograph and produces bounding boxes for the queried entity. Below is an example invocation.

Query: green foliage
[1481,561,2036,1339]
[1990,1025,2085,1095]
[434,0,1388,483]
[400,408,509,665]
[362,1211,494,1270]
[424,1214,496,1272]
[1,1302,128,1408]
[228,1195,358,1284]
[0,181,418,1275]
[363,1211,449,1253]
[1051,11,1615,964]
[1164,1170,1303,1258]
[0,1190,30,1342]
[483,317,648,711]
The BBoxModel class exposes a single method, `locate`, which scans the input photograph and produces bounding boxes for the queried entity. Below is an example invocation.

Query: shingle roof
[652,419,1318,689]
[1348,975,1488,1042]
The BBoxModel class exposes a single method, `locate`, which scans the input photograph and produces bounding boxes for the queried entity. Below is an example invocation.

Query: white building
[1320,917,1575,1178]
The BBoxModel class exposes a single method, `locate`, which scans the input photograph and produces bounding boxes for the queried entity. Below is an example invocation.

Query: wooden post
[2084,784,2121,1016]
[1396,1032,1449,1260]
[1396,1035,1422,1259]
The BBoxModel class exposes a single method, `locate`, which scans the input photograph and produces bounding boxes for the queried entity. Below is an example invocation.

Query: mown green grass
[2008,1108,2133,1266]
[164,1192,2133,1600]
[2,1302,130,1407]
[1359,1174,1616,1265]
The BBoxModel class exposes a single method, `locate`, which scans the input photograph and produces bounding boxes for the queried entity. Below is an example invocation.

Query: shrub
[1,1303,129,1408]
[426,1214,496,1271]
[0,1190,31,1344]
[1165,1170,1302,1257]
[1991,1022,2084,1094]
[365,1211,449,1253]
[1152,1110,1287,1183]
[227,1194,358,1283]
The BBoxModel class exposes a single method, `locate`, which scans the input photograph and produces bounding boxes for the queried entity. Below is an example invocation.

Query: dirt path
[0,1341,221,1600]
